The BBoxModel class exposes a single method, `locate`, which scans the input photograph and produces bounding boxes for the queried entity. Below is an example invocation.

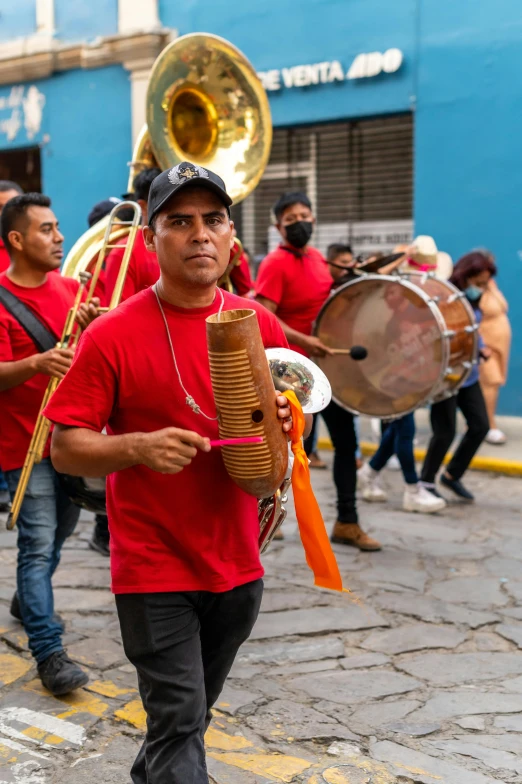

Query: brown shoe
[330,522,381,551]
[309,451,327,469]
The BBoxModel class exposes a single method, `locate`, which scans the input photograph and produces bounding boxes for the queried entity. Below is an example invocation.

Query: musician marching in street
[0,193,99,695]
[45,163,298,784]
[256,192,381,551]
[0,180,24,512]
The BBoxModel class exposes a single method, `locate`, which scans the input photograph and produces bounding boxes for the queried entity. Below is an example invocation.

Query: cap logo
[168,163,210,185]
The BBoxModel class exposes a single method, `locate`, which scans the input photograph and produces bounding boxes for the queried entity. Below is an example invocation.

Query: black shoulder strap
[0,285,57,353]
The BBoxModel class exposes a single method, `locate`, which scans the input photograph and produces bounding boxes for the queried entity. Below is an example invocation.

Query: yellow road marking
[0,654,32,686]
[60,691,108,718]
[114,699,147,730]
[87,679,137,698]
[0,742,16,760]
[205,727,253,751]
[208,751,312,782]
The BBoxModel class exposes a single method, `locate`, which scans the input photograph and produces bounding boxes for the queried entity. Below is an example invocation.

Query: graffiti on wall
[0,85,46,143]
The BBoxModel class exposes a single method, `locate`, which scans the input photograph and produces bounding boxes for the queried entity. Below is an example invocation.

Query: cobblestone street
[0,459,521,783]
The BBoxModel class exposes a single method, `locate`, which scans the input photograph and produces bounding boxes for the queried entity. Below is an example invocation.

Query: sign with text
[258,49,403,92]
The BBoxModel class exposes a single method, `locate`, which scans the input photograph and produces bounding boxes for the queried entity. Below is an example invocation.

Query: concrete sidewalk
[318,411,522,476]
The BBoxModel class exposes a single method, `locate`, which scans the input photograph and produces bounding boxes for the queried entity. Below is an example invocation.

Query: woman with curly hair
[420,251,493,502]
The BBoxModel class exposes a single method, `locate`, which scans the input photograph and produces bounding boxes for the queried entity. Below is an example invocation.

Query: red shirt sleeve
[255,252,286,307]
[229,253,253,296]
[44,332,116,431]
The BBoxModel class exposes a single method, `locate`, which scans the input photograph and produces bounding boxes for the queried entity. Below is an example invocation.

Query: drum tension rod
[443,330,456,338]
[447,291,466,303]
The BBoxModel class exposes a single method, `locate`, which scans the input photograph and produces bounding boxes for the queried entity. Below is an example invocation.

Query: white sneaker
[485,428,507,445]
[386,454,401,471]
[357,462,387,502]
[403,484,446,513]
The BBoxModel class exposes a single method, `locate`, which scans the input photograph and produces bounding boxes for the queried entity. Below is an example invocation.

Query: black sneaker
[10,592,65,631]
[88,530,110,557]
[440,474,475,502]
[37,651,88,696]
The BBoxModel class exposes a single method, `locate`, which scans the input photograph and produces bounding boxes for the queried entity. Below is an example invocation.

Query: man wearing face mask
[255,192,333,357]
[256,193,381,551]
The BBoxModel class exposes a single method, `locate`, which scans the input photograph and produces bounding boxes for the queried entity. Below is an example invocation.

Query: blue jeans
[0,468,8,492]
[370,413,418,484]
[6,458,80,664]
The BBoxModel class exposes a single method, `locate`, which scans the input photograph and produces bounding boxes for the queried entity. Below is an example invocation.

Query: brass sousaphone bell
[65,32,272,282]
[128,32,272,203]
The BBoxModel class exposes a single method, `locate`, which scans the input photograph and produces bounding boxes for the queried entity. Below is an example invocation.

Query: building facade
[0,0,520,412]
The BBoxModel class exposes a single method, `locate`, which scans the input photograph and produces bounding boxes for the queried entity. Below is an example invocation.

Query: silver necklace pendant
[186,395,201,414]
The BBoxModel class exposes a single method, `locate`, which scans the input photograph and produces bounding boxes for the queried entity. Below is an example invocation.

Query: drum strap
[0,286,56,353]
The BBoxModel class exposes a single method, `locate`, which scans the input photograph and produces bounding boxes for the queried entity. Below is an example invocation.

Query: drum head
[315,276,447,418]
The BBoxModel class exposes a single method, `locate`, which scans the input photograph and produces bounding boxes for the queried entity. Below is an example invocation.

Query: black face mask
[284,220,313,249]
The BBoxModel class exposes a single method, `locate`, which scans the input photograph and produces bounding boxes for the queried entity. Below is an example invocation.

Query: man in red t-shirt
[0,180,23,273]
[256,192,381,552]
[0,193,99,697]
[0,181,24,510]
[46,163,294,784]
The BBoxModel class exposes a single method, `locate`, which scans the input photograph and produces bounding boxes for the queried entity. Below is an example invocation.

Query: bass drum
[314,274,477,419]
[399,271,478,399]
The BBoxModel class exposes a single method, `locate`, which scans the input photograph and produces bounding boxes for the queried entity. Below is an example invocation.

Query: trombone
[6,201,142,531]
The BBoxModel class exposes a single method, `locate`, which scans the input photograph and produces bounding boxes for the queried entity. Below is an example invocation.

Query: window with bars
[238,113,413,266]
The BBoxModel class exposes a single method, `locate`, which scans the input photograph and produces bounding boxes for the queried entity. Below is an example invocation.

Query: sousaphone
[129,33,272,203]
[64,32,273,282]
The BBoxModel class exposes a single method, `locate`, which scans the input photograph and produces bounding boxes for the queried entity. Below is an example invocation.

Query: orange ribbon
[282,390,348,593]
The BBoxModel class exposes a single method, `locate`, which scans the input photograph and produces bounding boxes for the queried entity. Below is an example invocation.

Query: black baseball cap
[88,197,122,228]
[148,162,233,225]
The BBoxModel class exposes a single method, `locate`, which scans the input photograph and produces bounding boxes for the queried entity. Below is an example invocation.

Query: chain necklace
[154,282,225,420]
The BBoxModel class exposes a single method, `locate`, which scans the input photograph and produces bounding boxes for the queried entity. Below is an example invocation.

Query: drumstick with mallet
[329,346,368,359]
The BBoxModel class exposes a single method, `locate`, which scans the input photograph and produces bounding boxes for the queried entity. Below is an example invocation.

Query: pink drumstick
[210,437,264,447]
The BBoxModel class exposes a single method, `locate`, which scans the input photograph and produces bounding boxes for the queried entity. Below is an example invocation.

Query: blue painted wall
[54,0,118,41]
[160,0,416,126]
[414,0,522,414]
[0,0,36,41]
[0,65,131,252]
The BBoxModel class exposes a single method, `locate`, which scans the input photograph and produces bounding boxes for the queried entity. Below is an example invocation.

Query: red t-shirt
[0,240,10,273]
[230,253,253,296]
[44,289,288,595]
[255,245,333,355]
[0,272,80,471]
[104,230,159,305]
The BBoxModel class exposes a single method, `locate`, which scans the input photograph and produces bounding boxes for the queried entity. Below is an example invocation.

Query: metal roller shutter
[238,113,413,269]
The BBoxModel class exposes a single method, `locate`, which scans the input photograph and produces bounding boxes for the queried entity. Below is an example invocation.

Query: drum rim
[398,271,479,392]
[314,273,451,419]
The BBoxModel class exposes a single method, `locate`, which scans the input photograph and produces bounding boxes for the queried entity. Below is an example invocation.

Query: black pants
[421,381,489,484]
[116,579,263,784]
[94,513,109,541]
[304,401,358,523]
